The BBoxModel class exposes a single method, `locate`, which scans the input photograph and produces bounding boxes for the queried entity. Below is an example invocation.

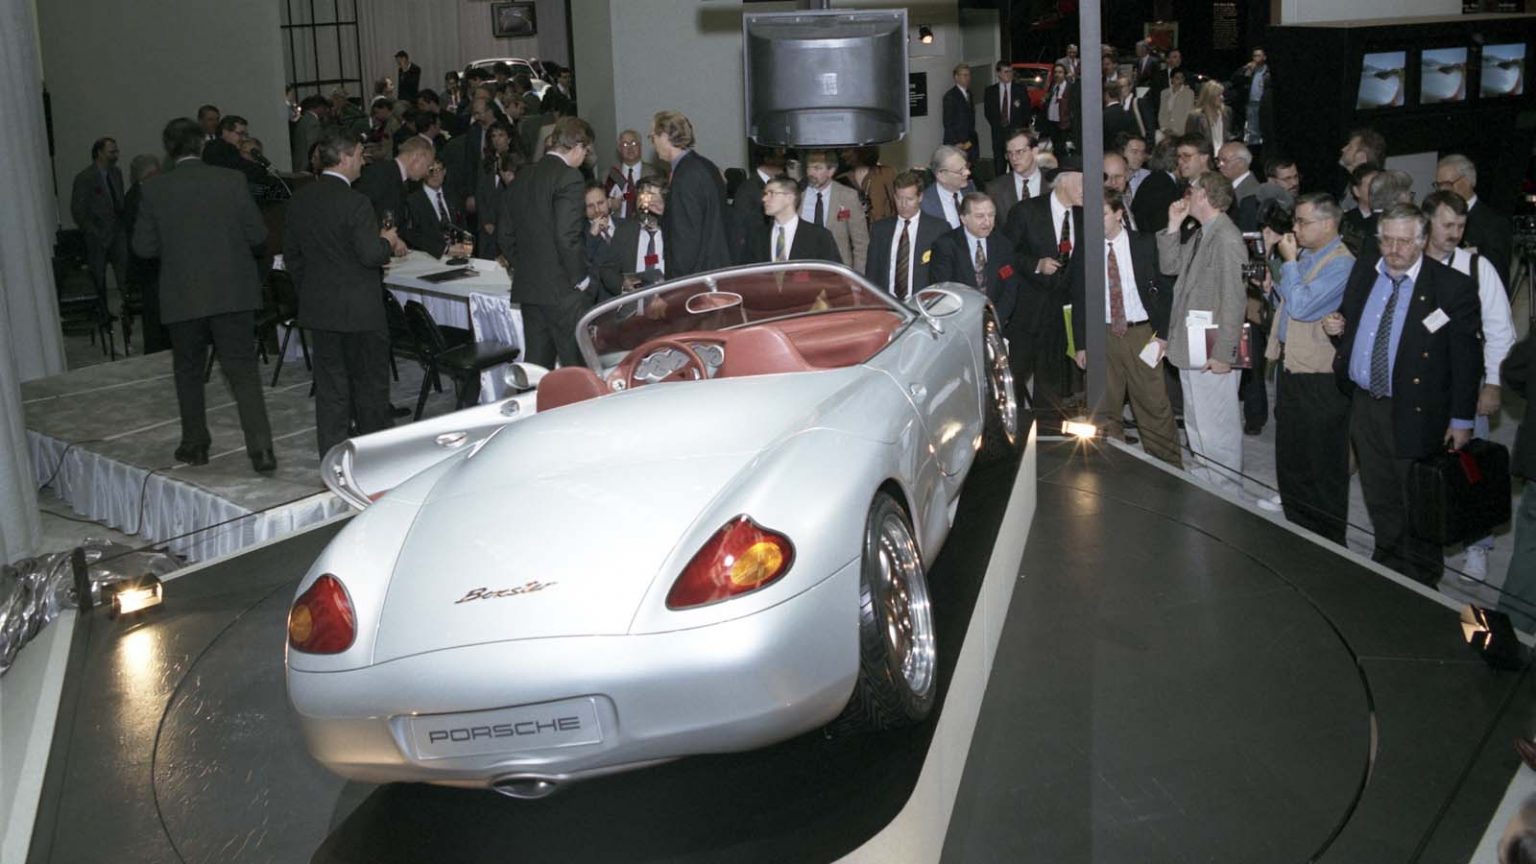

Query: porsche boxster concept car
[286,262,1018,798]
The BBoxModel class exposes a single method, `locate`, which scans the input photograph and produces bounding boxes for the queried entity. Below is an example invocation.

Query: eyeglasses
[1378,235,1420,249]
[763,190,795,198]
[939,166,969,175]
[1432,179,1457,190]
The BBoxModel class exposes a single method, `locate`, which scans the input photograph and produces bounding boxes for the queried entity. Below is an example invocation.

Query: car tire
[833,491,937,734]
[979,312,1021,462]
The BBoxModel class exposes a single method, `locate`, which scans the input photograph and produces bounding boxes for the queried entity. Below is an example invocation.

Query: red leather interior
[536,367,609,412]
[773,310,903,369]
[717,327,812,378]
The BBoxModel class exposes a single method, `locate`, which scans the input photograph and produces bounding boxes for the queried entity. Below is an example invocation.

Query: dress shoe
[250,449,278,475]
[392,403,412,419]
[1516,737,1536,772]
[174,444,209,466]
[1243,421,1265,436]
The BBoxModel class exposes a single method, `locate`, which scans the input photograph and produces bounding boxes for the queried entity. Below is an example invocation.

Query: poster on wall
[1144,22,1178,53]
[909,72,928,117]
[1482,43,1526,97]
[492,2,537,39]
[1420,47,1468,104]
[1211,3,1237,52]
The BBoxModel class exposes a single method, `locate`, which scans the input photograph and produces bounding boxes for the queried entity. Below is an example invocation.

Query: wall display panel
[1420,47,1469,103]
[1481,42,1526,97]
[1358,51,1407,108]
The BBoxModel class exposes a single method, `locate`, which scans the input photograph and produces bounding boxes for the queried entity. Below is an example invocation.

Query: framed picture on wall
[492,2,537,39]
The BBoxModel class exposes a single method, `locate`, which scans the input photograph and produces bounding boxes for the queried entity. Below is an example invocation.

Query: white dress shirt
[1105,230,1150,323]
[800,184,832,227]
[1445,246,1515,384]
[635,221,666,275]
[937,186,964,228]
[1014,169,1043,202]
[769,216,800,262]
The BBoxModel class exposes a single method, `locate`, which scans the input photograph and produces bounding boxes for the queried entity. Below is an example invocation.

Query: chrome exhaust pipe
[491,775,559,799]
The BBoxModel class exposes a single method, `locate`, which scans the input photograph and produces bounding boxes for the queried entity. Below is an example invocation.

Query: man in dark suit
[285,129,407,457]
[1437,154,1513,284]
[922,145,977,229]
[729,143,785,264]
[985,129,1052,220]
[928,193,1020,324]
[1101,78,1148,151]
[355,136,435,230]
[650,110,732,277]
[596,175,668,302]
[403,158,472,257]
[1326,203,1482,586]
[131,118,274,473]
[983,61,1030,176]
[1132,138,1181,235]
[1071,189,1180,465]
[443,99,498,217]
[499,117,595,367]
[395,50,421,102]
[202,115,270,189]
[749,177,839,264]
[866,171,949,300]
[942,64,979,165]
[1005,161,1085,413]
[71,137,129,313]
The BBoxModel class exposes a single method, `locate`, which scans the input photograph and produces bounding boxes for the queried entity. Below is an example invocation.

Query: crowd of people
[69,40,1530,605]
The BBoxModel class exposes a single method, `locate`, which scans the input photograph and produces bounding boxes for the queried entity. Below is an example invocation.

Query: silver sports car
[286,262,1017,798]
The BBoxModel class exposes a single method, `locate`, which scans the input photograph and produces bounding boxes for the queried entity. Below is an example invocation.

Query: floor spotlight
[1461,604,1523,670]
[111,575,164,619]
[1062,419,1098,440]
[918,25,934,45]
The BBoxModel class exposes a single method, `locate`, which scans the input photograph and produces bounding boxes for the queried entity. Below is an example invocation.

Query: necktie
[1002,85,1010,126]
[626,166,635,217]
[814,191,824,227]
[894,219,911,299]
[974,239,988,290]
[1107,242,1127,336]
[774,225,786,262]
[952,192,962,225]
[645,227,657,262]
[1369,276,1405,398]
[434,191,449,224]
[1058,210,1072,259]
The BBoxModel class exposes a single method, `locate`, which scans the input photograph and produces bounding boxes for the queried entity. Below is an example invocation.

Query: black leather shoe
[174,445,209,466]
[391,403,412,419]
[1243,422,1265,436]
[250,449,278,475]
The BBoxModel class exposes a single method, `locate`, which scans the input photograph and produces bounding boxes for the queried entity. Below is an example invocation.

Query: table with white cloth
[384,253,525,402]
[275,252,524,403]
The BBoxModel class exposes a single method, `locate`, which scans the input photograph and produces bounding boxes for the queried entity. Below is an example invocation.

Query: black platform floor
[22,440,1535,864]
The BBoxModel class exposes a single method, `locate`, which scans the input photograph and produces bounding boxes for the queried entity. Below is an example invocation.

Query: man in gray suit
[133,118,275,473]
[498,116,594,367]
[71,137,128,313]
[1159,171,1248,491]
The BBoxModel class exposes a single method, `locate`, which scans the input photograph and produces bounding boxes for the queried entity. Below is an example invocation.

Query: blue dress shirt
[1272,236,1350,341]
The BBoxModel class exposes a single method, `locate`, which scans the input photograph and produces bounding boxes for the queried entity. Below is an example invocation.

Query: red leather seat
[717,327,814,378]
[536,367,609,412]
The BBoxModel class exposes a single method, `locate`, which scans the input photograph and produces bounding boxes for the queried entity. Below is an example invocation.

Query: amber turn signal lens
[667,516,795,609]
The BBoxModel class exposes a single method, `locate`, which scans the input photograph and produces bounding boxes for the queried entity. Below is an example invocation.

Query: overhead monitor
[1482,43,1526,98]
[743,9,910,147]
[1420,47,1468,104]
[1358,51,1407,109]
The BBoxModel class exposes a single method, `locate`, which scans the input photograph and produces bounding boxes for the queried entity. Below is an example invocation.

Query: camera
[1258,199,1294,235]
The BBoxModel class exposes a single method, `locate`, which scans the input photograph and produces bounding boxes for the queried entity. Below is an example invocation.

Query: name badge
[1422,308,1450,333]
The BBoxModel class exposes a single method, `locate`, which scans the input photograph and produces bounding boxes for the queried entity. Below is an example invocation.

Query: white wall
[37,0,288,215]
[1274,0,1461,25]
[573,0,995,177]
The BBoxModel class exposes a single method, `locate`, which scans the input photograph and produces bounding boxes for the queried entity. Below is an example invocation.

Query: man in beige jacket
[801,150,869,272]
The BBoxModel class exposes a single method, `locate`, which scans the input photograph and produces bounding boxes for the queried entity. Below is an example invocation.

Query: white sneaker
[1461,545,1489,582]
[1256,494,1283,513]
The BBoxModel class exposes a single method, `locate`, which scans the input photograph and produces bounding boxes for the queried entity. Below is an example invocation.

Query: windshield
[576,262,909,370]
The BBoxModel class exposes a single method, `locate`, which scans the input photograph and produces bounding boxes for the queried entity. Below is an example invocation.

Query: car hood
[371,369,873,663]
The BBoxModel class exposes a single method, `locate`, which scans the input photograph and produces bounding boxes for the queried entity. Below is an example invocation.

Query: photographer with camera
[1260,194,1355,543]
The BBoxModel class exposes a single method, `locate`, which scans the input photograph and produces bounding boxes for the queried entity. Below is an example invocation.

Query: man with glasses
[985,129,1051,220]
[749,176,838,264]
[1322,203,1481,585]
[921,145,975,229]
[1259,194,1354,542]
[1435,153,1513,283]
[1159,171,1247,492]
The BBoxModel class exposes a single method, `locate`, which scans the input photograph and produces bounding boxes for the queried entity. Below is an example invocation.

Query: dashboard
[629,341,726,384]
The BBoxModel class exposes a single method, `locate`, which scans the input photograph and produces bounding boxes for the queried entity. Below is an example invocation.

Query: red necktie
[1058,211,1073,259]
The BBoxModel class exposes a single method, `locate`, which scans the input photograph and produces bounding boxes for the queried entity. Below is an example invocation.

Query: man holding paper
[1073,188,1180,466]
[1263,193,1354,543]
[1158,172,1248,490]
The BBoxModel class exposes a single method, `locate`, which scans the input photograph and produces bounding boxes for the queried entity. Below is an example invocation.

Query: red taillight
[666,516,795,610]
[288,574,356,654]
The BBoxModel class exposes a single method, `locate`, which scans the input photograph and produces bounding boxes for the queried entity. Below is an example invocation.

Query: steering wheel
[625,338,708,389]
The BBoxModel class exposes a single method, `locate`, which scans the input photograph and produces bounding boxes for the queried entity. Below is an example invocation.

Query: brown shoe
[1515,737,1536,772]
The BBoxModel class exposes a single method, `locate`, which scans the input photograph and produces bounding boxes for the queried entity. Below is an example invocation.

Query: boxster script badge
[455,581,557,603]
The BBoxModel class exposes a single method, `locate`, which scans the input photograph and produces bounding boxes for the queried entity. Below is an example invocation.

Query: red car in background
[1010,62,1056,110]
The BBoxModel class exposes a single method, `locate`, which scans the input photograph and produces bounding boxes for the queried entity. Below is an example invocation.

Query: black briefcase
[1406,439,1512,546]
